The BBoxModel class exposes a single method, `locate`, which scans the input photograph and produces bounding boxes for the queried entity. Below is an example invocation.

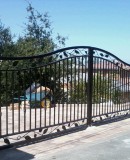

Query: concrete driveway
[0,117,130,160]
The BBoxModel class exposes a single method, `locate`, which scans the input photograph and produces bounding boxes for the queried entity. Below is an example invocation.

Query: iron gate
[0,46,130,146]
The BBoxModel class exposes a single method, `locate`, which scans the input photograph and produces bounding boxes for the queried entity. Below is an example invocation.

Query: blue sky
[0,0,130,63]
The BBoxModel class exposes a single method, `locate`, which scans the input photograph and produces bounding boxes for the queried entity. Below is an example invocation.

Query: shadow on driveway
[0,148,34,160]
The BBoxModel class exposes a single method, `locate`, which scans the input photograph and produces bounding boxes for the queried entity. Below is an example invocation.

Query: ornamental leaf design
[43,128,48,134]
[25,136,32,141]
[75,123,78,127]
[4,138,10,145]
[75,50,80,54]
[39,128,42,132]
[62,125,66,130]
[63,51,68,57]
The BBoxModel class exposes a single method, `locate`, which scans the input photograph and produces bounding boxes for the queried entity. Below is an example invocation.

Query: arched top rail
[0,46,130,67]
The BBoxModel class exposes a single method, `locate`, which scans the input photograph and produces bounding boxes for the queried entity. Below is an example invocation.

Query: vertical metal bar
[70,58,73,122]
[66,58,69,122]
[34,70,37,129]
[120,68,123,111]
[106,61,108,114]
[123,69,125,110]
[87,48,93,125]
[92,57,96,117]
[44,66,47,127]
[99,58,102,115]
[110,62,113,113]
[107,61,110,114]
[18,70,21,133]
[101,59,104,115]
[106,60,109,113]
[58,61,60,124]
[84,56,87,119]
[96,58,99,116]
[5,70,8,135]
[74,57,76,121]
[121,69,124,111]
[124,70,127,110]
[77,57,80,120]
[128,70,130,110]
[106,60,109,114]
[39,67,42,128]
[81,56,83,119]
[119,66,121,111]
[29,69,32,130]
[105,60,108,114]
[54,62,56,125]
[95,58,97,116]
[0,70,2,136]
[126,70,128,110]
[12,70,14,134]
[117,65,120,112]
[23,70,26,131]
[49,64,52,126]
[124,69,126,110]
[103,59,106,114]
[112,62,115,113]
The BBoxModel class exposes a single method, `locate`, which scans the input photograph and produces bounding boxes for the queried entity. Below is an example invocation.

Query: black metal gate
[0,46,130,146]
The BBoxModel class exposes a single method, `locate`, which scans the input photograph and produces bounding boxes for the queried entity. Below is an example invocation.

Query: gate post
[87,47,93,126]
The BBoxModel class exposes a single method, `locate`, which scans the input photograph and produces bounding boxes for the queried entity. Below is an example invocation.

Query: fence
[0,46,130,146]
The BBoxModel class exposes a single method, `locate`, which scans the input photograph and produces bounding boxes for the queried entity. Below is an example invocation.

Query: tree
[0,21,15,57]
[0,3,66,105]
[15,3,66,57]
[69,74,111,104]
[69,81,87,103]
[92,74,111,103]
[112,88,123,104]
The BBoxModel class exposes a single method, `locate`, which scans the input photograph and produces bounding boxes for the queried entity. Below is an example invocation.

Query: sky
[0,0,130,63]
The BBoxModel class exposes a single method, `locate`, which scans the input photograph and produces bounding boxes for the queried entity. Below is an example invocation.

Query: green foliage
[15,3,66,57]
[69,81,87,103]
[0,3,66,57]
[0,21,15,57]
[112,89,123,104]
[92,74,111,103]
[0,3,66,105]
[69,74,111,104]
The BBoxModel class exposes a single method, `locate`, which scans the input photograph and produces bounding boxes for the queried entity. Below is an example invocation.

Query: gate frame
[1,46,130,147]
